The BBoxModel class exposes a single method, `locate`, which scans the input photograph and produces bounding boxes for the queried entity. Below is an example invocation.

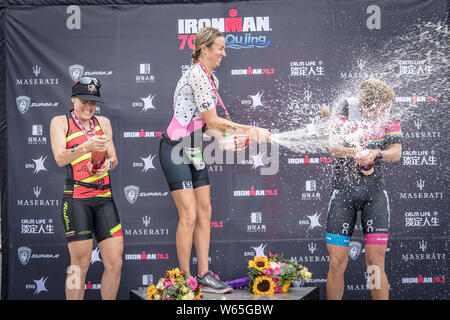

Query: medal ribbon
[196,61,231,119]
[71,111,96,139]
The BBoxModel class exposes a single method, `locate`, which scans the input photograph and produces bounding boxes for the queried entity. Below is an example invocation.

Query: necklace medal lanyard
[71,111,96,139]
[196,61,232,123]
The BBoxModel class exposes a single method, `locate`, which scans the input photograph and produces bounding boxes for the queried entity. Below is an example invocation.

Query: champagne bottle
[355,149,374,176]
[90,133,106,173]
[220,133,250,150]
[234,133,250,149]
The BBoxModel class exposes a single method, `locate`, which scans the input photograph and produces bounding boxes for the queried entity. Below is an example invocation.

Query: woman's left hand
[87,160,110,177]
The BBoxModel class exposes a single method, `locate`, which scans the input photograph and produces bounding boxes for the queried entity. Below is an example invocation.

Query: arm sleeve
[385,120,403,144]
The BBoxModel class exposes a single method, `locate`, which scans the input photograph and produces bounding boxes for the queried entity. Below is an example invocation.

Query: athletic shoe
[195,271,233,294]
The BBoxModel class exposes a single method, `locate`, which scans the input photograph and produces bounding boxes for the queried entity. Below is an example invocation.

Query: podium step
[130,286,319,300]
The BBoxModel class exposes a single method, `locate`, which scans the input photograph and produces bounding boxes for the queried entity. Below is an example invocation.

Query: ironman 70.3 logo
[177,9,272,50]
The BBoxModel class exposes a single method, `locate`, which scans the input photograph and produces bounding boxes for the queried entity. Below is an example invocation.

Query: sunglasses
[73,77,101,88]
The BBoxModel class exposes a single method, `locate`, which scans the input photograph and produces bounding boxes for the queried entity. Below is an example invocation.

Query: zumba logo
[178,9,271,50]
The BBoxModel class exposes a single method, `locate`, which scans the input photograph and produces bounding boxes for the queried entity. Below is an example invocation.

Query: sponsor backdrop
[0,0,448,299]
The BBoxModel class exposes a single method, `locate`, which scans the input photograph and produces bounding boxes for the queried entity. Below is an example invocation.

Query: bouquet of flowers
[146,268,202,300]
[248,253,312,295]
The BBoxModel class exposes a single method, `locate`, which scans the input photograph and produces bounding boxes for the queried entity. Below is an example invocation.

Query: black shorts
[61,196,122,243]
[325,178,390,247]
[159,139,209,191]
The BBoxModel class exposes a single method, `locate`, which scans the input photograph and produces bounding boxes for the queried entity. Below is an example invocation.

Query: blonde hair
[359,78,395,108]
[191,27,224,65]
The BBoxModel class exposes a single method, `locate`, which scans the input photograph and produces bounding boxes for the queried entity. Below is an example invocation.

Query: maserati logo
[303,90,312,103]
[16,96,31,114]
[33,186,42,198]
[18,247,32,266]
[124,185,140,204]
[69,64,84,82]
[414,119,422,130]
[17,66,59,86]
[142,215,151,227]
[348,241,362,260]
[308,242,317,254]
[32,65,41,77]
[356,59,366,71]
[419,240,427,252]
[32,156,47,174]
[416,179,425,191]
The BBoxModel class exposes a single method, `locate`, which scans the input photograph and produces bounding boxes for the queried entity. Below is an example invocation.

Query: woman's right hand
[248,127,271,143]
[83,134,110,152]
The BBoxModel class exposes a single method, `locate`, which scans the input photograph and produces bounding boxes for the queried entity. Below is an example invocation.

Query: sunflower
[167,268,181,279]
[194,288,202,300]
[281,281,291,293]
[252,276,275,295]
[146,285,159,300]
[250,256,269,272]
